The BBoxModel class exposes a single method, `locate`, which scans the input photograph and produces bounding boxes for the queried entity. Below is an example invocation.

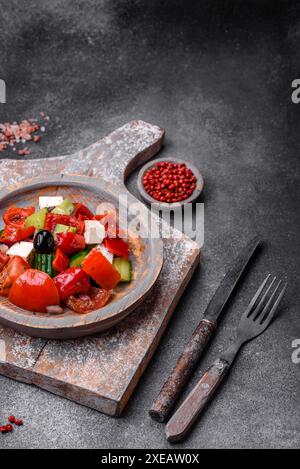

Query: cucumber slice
[52,199,75,215]
[113,258,132,283]
[34,253,42,270]
[34,253,55,277]
[25,208,47,230]
[70,248,91,267]
[53,224,77,239]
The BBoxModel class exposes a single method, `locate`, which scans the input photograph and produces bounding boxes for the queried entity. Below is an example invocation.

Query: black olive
[34,230,55,254]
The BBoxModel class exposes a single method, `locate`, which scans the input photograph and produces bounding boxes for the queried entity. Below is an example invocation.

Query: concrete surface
[0,0,299,449]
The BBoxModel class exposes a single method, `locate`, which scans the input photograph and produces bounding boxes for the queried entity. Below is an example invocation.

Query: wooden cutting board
[0,121,200,417]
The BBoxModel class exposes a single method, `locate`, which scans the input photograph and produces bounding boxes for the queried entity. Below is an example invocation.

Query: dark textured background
[0,0,299,449]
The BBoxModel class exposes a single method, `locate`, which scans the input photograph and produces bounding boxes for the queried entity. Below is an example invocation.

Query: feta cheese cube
[7,242,34,261]
[97,244,114,264]
[84,220,106,245]
[39,196,64,209]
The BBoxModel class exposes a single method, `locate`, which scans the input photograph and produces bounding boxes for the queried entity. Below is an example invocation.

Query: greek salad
[0,197,133,314]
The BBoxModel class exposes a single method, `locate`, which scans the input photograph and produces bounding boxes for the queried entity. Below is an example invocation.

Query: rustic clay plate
[0,175,163,339]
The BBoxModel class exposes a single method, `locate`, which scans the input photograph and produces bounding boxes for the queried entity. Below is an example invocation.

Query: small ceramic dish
[137,157,204,208]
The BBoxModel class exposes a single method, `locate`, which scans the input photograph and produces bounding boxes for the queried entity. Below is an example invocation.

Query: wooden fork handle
[165,358,230,443]
[149,319,216,422]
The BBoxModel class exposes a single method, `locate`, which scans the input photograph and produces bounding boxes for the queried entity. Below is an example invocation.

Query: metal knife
[149,236,261,423]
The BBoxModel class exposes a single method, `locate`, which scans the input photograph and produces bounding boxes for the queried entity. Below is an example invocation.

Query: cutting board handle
[0,120,165,190]
[82,120,165,184]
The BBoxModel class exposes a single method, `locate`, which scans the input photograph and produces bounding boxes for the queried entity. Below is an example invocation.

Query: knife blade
[149,236,261,423]
[204,236,260,323]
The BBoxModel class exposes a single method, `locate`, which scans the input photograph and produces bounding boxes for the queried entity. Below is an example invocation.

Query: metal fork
[165,275,288,443]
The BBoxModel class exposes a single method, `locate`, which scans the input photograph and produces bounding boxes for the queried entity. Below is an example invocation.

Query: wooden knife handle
[149,319,216,423]
[165,358,230,443]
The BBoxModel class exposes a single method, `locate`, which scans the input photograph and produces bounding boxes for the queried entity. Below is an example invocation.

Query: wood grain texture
[0,120,200,416]
[165,359,229,442]
[150,319,216,422]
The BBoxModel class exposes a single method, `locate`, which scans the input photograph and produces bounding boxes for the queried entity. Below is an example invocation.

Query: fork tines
[245,275,288,327]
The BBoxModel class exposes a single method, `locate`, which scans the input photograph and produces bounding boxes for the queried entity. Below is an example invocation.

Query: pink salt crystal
[18,147,30,156]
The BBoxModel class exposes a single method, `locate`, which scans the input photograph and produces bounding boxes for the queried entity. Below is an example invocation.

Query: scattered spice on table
[0,415,24,435]
[0,113,50,156]
[14,418,24,426]
[0,424,13,434]
[143,161,197,203]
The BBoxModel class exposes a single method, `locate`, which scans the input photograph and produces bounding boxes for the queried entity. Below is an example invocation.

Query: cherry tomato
[0,256,31,297]
[103,238,130,259]
[0,252,9,272]
[3,206,35,227]
[52,248,70,273]
[54,267,91,301]
[65,287,112,313]
[9,269,60,313]
[82,249,121,290]
[73,203,94,222]
[56,232,86,255]
[0,225,35,245]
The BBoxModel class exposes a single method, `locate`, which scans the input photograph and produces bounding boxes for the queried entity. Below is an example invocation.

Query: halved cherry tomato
[3,206,35,227]
[9,269,60,312]
[0,252,9,272]
[56,232,86,255]
[65,287,111,314]
[0,225,35,245]
[44,214,84,235]
[0,256,31,297]
[54,267,91,301]
[103,237,130,259]
[73,203,94,222]
[82,249,121,290]
[52,248,70,273]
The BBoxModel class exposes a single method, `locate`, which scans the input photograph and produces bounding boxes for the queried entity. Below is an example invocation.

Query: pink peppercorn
[143,161,197,203]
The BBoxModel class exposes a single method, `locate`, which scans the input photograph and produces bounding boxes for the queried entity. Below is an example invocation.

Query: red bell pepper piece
[44,213,84,235]
[94,212,119,237]
[82,249,121,290]
[53,248,70,273]
[54,267,91,301]
[56,232,86,255]
[3,206,35,227]
[93,214,106,221]
[103,237,130,259]
[0,225,35,245]
[73,203,94,222]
